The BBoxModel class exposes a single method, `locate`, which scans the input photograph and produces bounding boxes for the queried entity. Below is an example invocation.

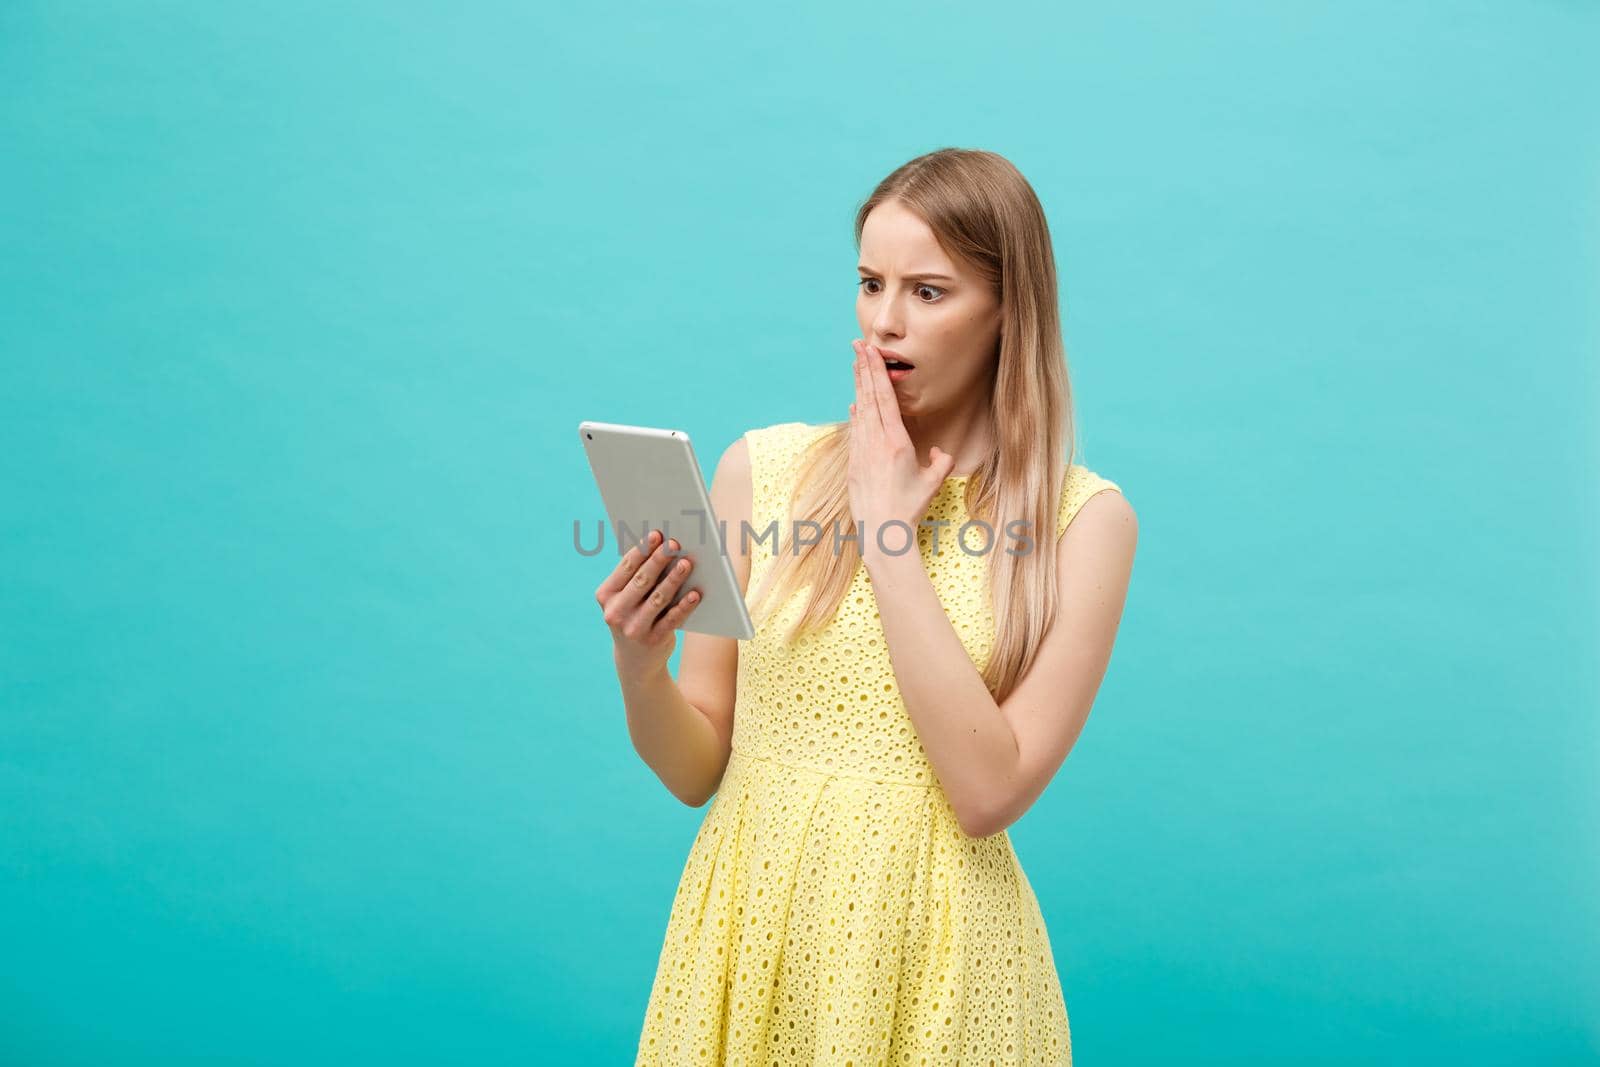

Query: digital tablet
[578,420,755,641]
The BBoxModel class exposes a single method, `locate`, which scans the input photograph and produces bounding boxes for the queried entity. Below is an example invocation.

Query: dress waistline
[728,744,937,790]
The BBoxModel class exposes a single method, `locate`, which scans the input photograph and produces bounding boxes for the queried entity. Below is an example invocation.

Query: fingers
[849,345,863,464]
[853,340,881,434]
[861,342,911,448]
[593,527,705,652]
[625,549,694,638]
[851,342,866,429]
[852,340,884,457]
[594,528,659,608]
[596,531,679,625]
[647,578,703,641]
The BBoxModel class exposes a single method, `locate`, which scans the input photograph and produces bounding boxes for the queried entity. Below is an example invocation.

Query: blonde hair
[747,148,1079,704]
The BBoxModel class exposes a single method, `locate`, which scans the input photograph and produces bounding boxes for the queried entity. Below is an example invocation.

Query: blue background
[3,2,1596,1062]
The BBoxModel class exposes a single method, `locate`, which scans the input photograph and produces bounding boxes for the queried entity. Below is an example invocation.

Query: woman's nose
[871,297,904,338]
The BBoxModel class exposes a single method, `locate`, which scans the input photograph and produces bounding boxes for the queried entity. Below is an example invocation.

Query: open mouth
[880,351,915,372]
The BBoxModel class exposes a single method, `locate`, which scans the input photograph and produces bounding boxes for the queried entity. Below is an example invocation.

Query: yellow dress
[635,421,1123,1067]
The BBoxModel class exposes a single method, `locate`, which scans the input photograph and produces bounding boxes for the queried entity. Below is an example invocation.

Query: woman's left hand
[848,338,957,567]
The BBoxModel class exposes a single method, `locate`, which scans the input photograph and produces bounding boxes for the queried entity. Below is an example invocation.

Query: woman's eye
[856,278,944,302]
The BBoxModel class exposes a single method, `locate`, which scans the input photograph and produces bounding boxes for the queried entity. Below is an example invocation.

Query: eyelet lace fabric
[636,421,1122,1066]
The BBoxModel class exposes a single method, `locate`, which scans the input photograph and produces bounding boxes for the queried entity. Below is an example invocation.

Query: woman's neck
[901,404,993,478]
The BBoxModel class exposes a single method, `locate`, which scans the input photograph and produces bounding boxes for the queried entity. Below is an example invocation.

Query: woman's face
[855,199,1002,416]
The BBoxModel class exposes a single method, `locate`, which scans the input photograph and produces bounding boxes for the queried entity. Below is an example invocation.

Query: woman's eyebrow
[857,264,956,282]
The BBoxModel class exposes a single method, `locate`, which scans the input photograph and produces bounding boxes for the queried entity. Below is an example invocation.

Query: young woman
[595,147,1138,1066]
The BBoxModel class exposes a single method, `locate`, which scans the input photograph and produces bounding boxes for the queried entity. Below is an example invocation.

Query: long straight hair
[746,148,1078,704]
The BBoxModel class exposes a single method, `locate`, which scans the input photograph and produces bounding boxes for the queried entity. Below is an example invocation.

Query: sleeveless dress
[635,421,1123,1067]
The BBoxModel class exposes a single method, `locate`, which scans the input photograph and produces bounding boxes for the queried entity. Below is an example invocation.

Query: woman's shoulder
[1057,462,1126,537]
[739,422,839,527]
[742,418,836,440]
[741,420,838,466]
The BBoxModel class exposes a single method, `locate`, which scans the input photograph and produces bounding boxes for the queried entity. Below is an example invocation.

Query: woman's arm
[617,435,752,807]
[617,658,731,808]
[866,488,1138,836]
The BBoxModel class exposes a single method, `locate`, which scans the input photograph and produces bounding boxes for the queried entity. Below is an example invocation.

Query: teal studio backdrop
[1,2,1596,1063]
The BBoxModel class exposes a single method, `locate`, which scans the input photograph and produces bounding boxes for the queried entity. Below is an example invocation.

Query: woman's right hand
[594,529,701,681]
